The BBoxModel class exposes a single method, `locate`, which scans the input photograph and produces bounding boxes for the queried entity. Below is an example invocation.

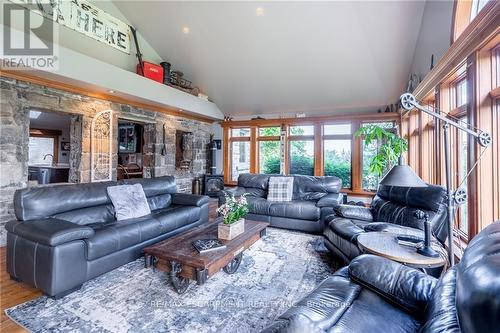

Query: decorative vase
[218,218,245,240]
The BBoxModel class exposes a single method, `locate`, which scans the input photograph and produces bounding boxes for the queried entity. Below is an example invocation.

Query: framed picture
[61,141,70,151]
[128,154,137,164]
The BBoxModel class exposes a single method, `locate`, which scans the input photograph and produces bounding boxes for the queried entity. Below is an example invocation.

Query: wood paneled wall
[404,31,500,239]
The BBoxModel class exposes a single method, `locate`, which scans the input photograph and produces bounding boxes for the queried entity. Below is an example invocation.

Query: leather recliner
[5,176,209,298]
[262,220,500,333]
[220,174,344,234]
[323,184,448,263]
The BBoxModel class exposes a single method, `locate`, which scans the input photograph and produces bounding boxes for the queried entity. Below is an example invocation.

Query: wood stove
[204,174,224,197]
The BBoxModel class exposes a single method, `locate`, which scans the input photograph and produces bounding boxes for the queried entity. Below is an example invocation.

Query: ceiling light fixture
[182,26,190,34]
[256,7,264,16]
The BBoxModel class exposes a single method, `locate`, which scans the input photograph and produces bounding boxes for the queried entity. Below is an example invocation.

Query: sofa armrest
[5,218,94,246]
[348,254,437,318]
[316,193,344,208]
[171,193,209,207]
[333,204,373,221]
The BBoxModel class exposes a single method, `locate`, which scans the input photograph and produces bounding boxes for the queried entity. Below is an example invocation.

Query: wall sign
[9,0,131,54]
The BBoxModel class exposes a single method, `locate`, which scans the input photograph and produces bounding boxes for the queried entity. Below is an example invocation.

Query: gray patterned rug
[6,228,339,333]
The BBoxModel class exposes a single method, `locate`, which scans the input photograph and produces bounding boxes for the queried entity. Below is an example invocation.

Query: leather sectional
[324,184,448,264]
[262,220,500,333]
[220,174,344,234]
[5,176,209,298]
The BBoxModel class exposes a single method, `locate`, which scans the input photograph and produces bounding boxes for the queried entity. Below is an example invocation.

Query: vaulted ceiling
[113,1,427,118]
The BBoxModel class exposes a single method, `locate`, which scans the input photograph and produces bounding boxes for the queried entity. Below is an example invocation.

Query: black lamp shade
[379,165,428,188]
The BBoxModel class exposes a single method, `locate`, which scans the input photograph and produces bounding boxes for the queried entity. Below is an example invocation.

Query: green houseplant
[355,124,408,178]
[217,193,249,240]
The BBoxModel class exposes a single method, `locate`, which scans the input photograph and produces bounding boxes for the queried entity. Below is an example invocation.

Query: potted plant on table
[217,193,249,240]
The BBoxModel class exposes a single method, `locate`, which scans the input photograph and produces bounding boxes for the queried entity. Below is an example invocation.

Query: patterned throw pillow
[267,177,294,202]
[107,183,151,221]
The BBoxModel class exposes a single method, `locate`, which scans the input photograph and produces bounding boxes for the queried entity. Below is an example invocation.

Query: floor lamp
[380,93,491,266]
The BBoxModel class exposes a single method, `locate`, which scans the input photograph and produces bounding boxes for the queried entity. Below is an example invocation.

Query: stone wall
[0,76,213,245]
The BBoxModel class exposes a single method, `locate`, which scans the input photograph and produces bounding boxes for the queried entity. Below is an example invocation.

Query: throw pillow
[107,183,151,221]
[267,176,294,202]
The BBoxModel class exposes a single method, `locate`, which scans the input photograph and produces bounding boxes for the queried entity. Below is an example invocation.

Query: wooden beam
[1,70,217,123]
[220,112,399,128]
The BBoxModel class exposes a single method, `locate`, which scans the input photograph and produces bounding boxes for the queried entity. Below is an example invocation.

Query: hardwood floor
[0,246,41,333]
[0,198,219,332]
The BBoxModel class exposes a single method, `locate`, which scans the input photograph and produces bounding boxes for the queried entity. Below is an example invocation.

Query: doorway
[117,120,145,180]
[27,109,82,186]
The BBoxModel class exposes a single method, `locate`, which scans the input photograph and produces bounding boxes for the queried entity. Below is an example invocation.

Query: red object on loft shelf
[136,62,163,83]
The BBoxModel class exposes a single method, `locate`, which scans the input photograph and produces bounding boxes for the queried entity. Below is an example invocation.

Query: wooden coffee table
[357,232,446,269]
[143,220,269,294]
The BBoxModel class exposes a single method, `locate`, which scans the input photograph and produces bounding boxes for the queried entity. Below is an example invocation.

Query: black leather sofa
[5,176,209,298]
[220,174,344,234]
[262,220,500,333]
[324,184,448,263]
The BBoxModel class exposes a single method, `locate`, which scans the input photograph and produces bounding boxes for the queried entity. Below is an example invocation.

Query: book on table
[192,239,227,254]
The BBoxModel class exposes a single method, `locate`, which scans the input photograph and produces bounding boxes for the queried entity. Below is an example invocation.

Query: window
[289,125,314,175]
[259,141,280,174]
[289,140,314,175]
[29,137,55,164]
[289,125,314,136]
[470,0,489,21]
[323,124,352,188]
[232,128,250,137]
[259,127,280,136]
[258,126,281,174]
[457,117,469,235]
[361,122,395,191]
[454,78,468,108]
[231,141,250,181]
[324,124,351,135]
[222,117,400,190]
[324,140,351,188]
[229,127,251,181]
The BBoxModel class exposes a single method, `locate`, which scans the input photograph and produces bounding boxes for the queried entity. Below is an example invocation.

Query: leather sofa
[262,220,500,333]
[324,184,448,263]
[5,176,209,299]
[220,174,344,234]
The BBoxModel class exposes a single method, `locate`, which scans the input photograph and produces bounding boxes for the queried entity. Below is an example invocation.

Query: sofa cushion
[53,204,116,225]
[151,205,201,233]
[86,215,162,260]
[269,200,320,221]
[247,197,273,215]
[292,175,342,201]
[85,205,201,260]
[326,217,371,242]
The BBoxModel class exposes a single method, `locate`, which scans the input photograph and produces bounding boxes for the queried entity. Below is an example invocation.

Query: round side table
[357,232,446,269]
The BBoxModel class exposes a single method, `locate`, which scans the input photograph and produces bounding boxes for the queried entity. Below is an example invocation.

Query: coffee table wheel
[223,253,243,274]
[170,261,191,294]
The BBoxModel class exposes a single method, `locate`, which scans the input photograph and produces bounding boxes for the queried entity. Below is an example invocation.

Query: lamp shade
[379,165,427,187]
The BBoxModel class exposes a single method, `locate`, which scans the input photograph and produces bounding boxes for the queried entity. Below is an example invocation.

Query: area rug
[6,228,340,333]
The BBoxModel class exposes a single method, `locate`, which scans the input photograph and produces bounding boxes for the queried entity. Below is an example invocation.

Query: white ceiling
[113,1,426,118]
